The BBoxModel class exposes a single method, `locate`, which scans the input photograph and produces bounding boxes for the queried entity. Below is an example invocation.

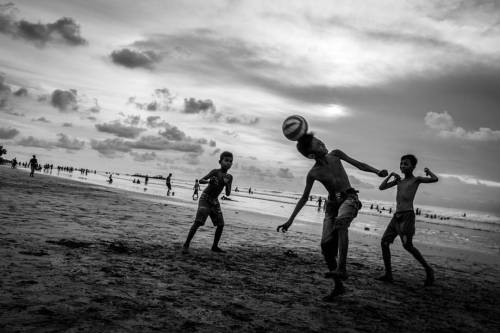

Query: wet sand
[1,166,499,332]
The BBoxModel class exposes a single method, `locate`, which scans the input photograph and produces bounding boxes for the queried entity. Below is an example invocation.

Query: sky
[1,0,500,214]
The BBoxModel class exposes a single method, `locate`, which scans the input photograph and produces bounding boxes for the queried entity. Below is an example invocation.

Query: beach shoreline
[1,167,499,332]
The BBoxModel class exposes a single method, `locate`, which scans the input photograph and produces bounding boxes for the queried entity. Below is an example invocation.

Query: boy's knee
[381,240,390,248]
[402,238,414,251]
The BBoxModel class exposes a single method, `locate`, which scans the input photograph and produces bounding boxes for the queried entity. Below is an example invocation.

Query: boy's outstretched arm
[332,149,388,177]
[277,173,314,232]
[379,172,401,190]
[418,167,439,183]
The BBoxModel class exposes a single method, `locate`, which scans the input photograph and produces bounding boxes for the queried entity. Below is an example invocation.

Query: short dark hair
[219,151,233,161]
[296,133,314,157]
[401,154,417,167]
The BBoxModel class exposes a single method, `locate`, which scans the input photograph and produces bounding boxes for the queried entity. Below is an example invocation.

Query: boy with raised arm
[183,151,233,254]
[277,134,387,301]
[377,154,438,286]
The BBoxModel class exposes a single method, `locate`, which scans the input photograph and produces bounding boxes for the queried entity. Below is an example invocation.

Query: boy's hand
[223,174,231,184]
[377,169,388,177]
[424,167,430,176]
[277,221,292,233]
[390,172,401,181]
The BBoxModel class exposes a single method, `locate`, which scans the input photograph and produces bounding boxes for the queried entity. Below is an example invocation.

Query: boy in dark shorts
[277,134,388,301]
[183,151,233,253]
[377,154,438,286]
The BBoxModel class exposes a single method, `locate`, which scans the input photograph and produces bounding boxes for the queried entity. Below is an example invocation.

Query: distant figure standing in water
[183,151,233,254]
[317,196,323,211]
[277,133,387,301]
[28,155,38,177]
[377,154,438,286]
[166,173,172,196]
[108,174,113,184]
[145,175,149,186]
[11,157,17,169]
[192,179,200,200]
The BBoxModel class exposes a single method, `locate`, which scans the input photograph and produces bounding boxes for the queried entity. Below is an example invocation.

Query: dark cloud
[128,88,174,112]
[129,136,170,150]
[55,133,85,151]
[209,140,216,147]
[110,48,161,69]
[130,151,157,162]
[51,89,78,112]
[32,117,50,123]
[146,116,168,128]
[183,97,215,114]
[0,127,19,139]
[90,138,131,157]
[13,87,27,97]
[62,122,72,127]
[158,124,187,141]
[211,148,221,156]
[16,136,53,149]
[123,115,141,126]
[0,74,11,108]
[87,116,97,122]
[277,168,294,179]
[225,116,259,125]
[95,121,146,139]
[0,4,87,46]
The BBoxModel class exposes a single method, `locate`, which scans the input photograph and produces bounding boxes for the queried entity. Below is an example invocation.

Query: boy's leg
[183,203,209,252]
[402,237,434,285]
[321,209,339,272]
[377,220,397,282]
[210,203,225,252]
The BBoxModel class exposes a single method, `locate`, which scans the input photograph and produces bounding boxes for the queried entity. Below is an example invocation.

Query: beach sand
[1,167,499,332]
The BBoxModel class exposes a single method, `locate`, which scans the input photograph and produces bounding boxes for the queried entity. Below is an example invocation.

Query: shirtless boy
[183,151,233,253]
[377,154,438,286]
[277,134,387,300]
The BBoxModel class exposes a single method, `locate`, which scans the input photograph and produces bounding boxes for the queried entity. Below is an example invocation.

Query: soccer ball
[282,115,308,141]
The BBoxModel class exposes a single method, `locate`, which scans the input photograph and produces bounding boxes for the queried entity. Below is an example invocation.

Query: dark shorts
[167,183,172,190]
[194,193,224,227]
[321,192,361,245]
[381,210,415,244]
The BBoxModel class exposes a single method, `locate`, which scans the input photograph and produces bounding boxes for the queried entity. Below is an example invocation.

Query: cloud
[183,153,201,165]
[16,136,53,149]
[62,122,72,127]
[276,168,294,179]
[225,115,259,125]
[13,87,27,97]
[348,175,375,189]
[183,97,216,114]
[146,116,168,128]
[0,127,19,139]
[32,117,51,123]
[209,140,216,147]
[425,111,500,142]
[95,121,146,139]
[123,115,141,126]
[130,151,157,162]
[55,133,85,151]
[440,173,500,188]
[0,74,11,108]
[128,88,174,112]
[0,4,87,46]
[51,89,78,112]
[110,48,161,69]
[158,124,188,141]
[90,138,132,157]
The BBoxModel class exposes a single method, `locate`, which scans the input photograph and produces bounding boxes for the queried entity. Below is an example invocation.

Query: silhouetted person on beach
[317,196,323,211]
[145,175,149,186]
[377,154,438,286]
[108,174,113,184]
[28,155,38,177]
[277,133,387,301]
[11,157,17,168]
[192,179,200,200]
[183,151,233,254]
[166,173,172,196]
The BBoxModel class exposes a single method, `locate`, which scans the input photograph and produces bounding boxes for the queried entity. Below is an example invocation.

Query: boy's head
[219,151,233,170]
[296,133,328,159]
[400,154,417,174]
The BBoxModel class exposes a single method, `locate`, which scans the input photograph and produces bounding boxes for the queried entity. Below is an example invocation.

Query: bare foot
[211,246,226,253]
[322,285,346,302]
[424,268,434,286]
[182,246,190,254]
